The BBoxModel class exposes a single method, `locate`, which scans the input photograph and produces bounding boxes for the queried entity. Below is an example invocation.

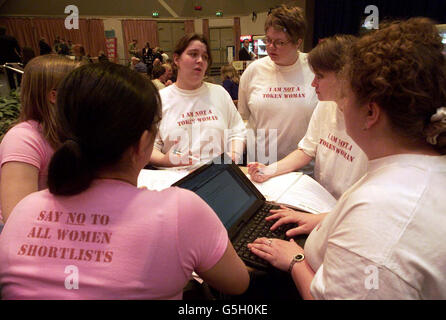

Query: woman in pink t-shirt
[0,63,249,299]
[0,55,79,223]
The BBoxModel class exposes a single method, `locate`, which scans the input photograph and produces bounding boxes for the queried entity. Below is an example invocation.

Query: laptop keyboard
[233,203,296,270]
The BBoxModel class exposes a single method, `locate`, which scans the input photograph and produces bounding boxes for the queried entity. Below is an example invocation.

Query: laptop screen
[176,164,259,229]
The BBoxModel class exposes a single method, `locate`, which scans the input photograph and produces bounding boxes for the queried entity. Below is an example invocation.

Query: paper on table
[250,172,303,201]
[276,175,337,214]
[249,172,337,214]
[137,169,189,191]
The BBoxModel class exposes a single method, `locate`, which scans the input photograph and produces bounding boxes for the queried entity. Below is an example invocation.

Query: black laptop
[172,155,306,270]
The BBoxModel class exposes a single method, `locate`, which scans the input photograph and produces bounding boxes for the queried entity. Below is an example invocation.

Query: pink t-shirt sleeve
[0,123,48,170]
[175,188,229,274]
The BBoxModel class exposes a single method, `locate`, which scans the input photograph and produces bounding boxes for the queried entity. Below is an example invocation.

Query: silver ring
[267,239,273,246]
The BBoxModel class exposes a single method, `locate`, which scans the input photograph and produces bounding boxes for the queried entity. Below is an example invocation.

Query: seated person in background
[72,44,91,63]
[151,65,168,90]
[220,64,240,106]
[58,39,70,56]
[153,46,163,63]
[160,50,169,63]
[39,37,52,55]
[0,55,79,223]
[249,17,446,299]
[0,62,249,299]
[161,63,173,86]
[130,56,147,73]
[97,51,109,63]
[249,35,368,199]
[149,33,246,169]
[153,57,162,68]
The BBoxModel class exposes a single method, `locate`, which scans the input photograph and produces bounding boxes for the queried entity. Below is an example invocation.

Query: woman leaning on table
[149,33,246,169]
[248,35,368,243]
[249,18,446,299]
[248,35,368,200]
[0,63,249,299]
[238,4,318,163]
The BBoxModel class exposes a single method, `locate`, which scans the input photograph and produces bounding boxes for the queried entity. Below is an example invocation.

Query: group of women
[0,4,445,299]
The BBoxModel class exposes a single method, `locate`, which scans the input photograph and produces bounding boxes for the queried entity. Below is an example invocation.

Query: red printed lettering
[66,212,86,226]
[37,210,64,222]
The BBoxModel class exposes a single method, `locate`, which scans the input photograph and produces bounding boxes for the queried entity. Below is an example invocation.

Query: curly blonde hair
[347,17,446,154]
[264,5,306,44]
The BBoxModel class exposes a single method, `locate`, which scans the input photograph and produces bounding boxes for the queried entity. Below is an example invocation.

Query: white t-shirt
[155,82,246,168]
[238,54,318,163]
[298,101,368,199]
[305,154,446,299]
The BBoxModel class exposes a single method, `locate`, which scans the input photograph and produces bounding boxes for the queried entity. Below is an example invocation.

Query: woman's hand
[247,162,275,183]
[248,237,304,272]
[267,205,326,236]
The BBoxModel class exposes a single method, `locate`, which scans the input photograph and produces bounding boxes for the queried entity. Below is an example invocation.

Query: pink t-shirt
[0,120,54,220]
[0,180,228,299]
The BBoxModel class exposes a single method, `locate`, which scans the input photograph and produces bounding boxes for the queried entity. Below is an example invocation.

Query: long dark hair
[48,63,161,195]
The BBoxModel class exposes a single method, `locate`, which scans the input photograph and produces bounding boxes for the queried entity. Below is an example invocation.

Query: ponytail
[47,62,161,196]
[48,139,95,195]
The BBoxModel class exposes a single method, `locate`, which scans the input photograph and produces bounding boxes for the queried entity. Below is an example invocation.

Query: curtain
[233,17,241,60]
[82,19,106,57]
[0,18,37,55]
[121,20,158,61]
[0,17,106,57]
[184,20,195,34]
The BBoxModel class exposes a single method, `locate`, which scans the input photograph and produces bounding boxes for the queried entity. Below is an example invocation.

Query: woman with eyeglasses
[150,33,246,169]
[238,5,318,164]
[248,35,368,200]
[249,17,446,299]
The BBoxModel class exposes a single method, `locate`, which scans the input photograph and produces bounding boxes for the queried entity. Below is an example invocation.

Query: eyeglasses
[264,38,291,49]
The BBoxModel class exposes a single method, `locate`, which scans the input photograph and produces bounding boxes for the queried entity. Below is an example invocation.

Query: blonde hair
[220,65,240,84]
[19,54,80,149]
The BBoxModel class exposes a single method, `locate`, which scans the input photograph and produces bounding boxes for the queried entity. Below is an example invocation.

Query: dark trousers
[5,68,21,91]
[183,269,302,301]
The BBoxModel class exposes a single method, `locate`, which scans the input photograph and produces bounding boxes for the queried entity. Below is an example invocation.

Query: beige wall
[240,11,268,36]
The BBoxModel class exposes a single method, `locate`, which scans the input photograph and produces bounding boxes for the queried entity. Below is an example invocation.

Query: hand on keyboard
[267,205,326,237]
[247,237,304,272]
